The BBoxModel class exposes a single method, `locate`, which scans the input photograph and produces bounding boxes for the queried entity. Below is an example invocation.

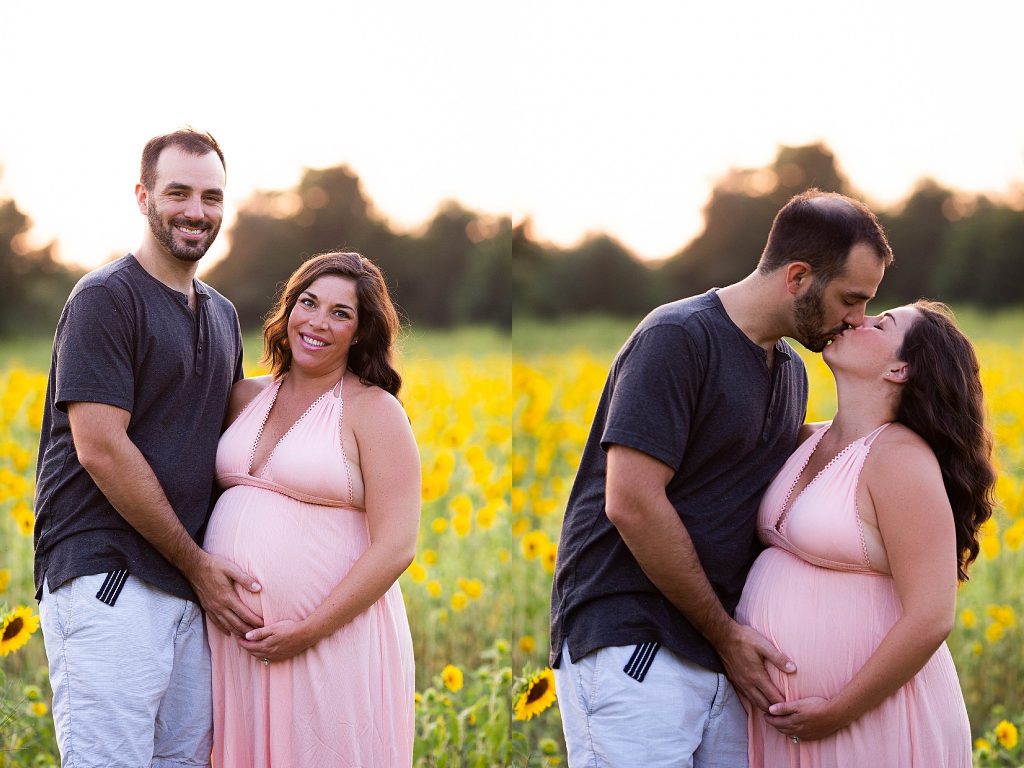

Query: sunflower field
[2,316,1023,766]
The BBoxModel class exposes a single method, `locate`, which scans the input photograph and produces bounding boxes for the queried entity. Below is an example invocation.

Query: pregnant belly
[203,485,368,623]
[736,547,901,700]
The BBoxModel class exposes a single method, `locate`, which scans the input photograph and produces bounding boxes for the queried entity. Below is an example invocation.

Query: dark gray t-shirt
[34,254,243,602]
[550,290,808,673]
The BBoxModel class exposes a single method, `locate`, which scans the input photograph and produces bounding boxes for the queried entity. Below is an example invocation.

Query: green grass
[0,336,54,370]
[512,314,636,357]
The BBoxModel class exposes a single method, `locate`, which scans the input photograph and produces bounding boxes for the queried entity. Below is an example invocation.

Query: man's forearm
[612,495,735,645]
[78,433,205,578]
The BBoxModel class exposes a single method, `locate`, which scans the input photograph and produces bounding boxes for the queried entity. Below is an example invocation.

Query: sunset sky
[1,0,1022,271]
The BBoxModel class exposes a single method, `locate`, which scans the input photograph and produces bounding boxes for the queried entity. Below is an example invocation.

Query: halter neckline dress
[736,422,970,768]
[204,376,414,768]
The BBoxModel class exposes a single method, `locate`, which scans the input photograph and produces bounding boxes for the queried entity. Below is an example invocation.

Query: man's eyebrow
[846,290,874,301]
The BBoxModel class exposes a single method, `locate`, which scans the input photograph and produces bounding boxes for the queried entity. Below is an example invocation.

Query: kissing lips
[825,326,851,346]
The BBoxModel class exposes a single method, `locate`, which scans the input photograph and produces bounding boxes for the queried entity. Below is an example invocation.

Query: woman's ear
[884,363,909,383]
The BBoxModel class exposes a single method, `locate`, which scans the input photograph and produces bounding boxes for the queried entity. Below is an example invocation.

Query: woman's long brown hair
[897,300,996,581]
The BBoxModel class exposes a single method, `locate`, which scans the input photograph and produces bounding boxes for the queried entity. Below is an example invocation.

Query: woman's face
[823,304,920,379]
[286,274,359,375]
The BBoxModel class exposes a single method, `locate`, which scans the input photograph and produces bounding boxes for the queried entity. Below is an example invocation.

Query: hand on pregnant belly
[765,695,845,741]
[237,618,319,663]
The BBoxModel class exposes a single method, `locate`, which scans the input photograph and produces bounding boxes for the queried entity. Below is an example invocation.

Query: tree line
[1,142,1022,337]
[515,143,1024,319]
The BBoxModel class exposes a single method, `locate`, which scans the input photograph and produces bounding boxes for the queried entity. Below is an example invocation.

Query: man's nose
[184,195,205,219]
[844,306,868,328]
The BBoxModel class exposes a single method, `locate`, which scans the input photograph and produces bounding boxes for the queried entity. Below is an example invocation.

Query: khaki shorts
[39,573,212,768]
[553,640,748,768]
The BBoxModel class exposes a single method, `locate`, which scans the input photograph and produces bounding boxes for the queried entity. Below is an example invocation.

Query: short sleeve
[601,324,703,470]
[232,314,245,383]
[54,285,135,413]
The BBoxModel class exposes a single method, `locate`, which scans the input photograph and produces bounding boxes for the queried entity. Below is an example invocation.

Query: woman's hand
[237,619,317,662]
[765,697,845,741]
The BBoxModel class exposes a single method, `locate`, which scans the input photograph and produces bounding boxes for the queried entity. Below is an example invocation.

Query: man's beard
[147,200,220,263]
[794,281,844,352]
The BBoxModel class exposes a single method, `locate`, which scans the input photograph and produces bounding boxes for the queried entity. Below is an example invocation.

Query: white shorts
[554,641,748,768]
[39,573,212,768]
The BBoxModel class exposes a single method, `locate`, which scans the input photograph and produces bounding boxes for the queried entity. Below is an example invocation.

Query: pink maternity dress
[204,377,414,767]
[735,423,971,768]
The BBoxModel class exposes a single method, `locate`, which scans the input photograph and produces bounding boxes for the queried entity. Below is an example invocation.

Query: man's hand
[715,621,795,712]
[69,401,263,636]
[187,552,263,636]
[606,445,796,710]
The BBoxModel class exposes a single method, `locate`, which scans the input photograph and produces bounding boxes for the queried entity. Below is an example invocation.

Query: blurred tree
[658,143,855,298]
[205,166,396,329]
[511,220,563,319]
[0,195,81,337]
[400,201,480,327]
[875,179,955,304]
[556,234,657,316]
[771,143,849,200]
[933,198,1024,306]
[453,216,512,329]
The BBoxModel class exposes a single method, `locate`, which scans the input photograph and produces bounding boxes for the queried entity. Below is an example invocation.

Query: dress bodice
[758,422,890,573]
[215,378,362,510]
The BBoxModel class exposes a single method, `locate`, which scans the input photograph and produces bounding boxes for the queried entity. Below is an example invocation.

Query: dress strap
[335,374,355,506]
[863,422,892,447]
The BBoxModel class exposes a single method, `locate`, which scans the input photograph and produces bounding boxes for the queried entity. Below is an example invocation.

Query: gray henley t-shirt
[550,289,808,673]
[33,254,243,602]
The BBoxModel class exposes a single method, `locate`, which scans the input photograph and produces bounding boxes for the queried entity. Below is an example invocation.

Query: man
[33,129,263,767]
[550,190,893,767]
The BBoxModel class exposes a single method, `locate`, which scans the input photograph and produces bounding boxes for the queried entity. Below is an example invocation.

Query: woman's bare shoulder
[863,423,940,490]
[871,422,932,455]
[344,377,403,416]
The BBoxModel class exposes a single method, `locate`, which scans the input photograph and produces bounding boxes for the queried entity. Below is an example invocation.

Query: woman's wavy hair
[897,300,995,581]
[262,251,402,397]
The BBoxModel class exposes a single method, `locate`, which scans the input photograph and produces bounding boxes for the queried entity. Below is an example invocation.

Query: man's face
[793,242,886,352]
[141,146,225,263]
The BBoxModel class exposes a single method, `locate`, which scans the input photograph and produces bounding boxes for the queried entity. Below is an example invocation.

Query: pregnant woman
[204,251,419,767]
[736,301,995,767]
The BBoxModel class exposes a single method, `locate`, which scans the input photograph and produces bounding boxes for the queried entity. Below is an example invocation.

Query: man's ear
[884,363,909,383]
[785,262,813,296]
[135,183,149,215]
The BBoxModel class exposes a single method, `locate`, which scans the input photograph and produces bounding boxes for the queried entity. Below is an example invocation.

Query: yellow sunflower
[513,667,557,721]
[441,664,463,692]
[0,605,41,656]
[995,719,1019,750]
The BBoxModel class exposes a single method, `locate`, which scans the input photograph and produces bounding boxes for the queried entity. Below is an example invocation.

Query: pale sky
[1,0,1022,271]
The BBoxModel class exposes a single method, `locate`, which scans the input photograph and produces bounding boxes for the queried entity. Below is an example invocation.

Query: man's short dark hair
[757,189,893,283]
[140,128,225,190]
